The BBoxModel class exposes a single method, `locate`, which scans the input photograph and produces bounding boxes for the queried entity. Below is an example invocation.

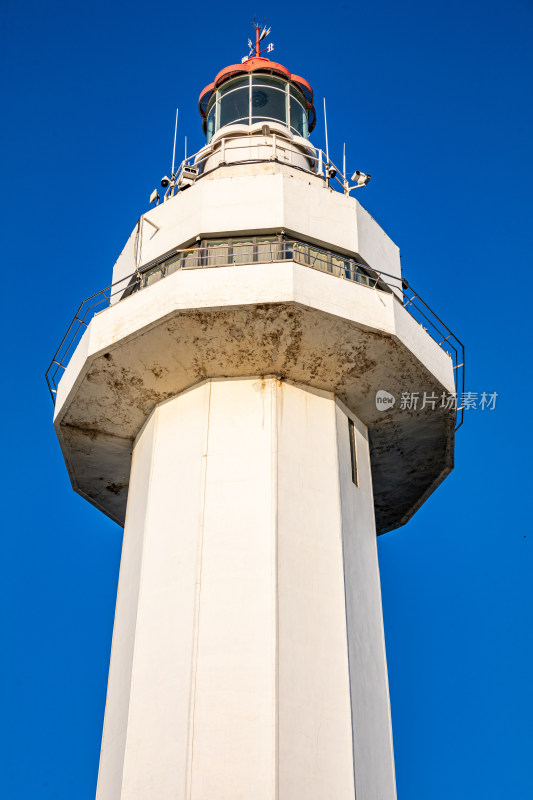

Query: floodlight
[352,170,371,187]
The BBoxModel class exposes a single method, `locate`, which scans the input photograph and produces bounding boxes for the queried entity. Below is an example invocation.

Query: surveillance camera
[161,176,170,188]
[326,166,337,180]
[352,170,371,187]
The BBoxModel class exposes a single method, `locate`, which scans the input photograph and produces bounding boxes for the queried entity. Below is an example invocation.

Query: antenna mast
[171,108,178,177]
[324,98,329,163]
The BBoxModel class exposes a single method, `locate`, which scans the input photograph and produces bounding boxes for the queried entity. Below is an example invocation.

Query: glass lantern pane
[289,96,308,138]
[252,74,286,88]
[221,75,249,91]
[219,87,250,127]
[251,85,286,126]
[206,104,216,141]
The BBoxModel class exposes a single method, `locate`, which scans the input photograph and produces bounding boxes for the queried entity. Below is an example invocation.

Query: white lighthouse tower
[48,25,462,800]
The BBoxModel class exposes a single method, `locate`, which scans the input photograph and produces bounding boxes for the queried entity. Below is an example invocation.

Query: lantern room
[199,58,316,143]
[193,26,319,178]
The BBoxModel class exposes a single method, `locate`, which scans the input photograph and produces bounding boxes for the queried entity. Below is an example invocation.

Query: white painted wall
[95,378,396,800]
[198,121,316,172]
[276,384,354,799]
[335,400,397,800]
[95,410,156,800]
[111,167,401,294]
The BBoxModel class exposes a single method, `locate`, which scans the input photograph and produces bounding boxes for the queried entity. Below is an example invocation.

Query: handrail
[45,239,464,429]
[161,134,362,200]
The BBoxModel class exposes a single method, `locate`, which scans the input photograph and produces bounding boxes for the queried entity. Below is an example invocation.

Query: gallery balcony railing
[165,135,365,199]
[45,239,465,428]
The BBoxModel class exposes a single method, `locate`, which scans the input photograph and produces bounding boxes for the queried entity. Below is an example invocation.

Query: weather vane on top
[242,19,274,62]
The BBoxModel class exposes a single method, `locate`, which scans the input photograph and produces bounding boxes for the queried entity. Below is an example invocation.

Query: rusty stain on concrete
[54,297,455,534]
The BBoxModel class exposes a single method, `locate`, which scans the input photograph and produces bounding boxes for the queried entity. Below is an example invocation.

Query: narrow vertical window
[348,418,358,486]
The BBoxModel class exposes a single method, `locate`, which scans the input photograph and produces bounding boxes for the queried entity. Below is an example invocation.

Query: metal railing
[138,240,384,289]
[45,239,465,429]
[163,135,363,200]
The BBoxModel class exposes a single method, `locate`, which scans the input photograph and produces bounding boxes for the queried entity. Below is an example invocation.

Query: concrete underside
[96,379,396,800]
[54,262,455,534]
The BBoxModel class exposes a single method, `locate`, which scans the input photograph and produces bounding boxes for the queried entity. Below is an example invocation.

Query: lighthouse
[48,24,463,800]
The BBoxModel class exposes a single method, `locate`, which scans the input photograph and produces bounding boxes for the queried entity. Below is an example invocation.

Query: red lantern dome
[198,26,316,141]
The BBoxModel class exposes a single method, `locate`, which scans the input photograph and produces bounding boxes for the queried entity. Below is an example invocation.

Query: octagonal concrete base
[54,260,455,534]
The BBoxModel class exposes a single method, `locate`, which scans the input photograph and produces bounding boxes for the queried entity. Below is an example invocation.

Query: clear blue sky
[1,0,532,797]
